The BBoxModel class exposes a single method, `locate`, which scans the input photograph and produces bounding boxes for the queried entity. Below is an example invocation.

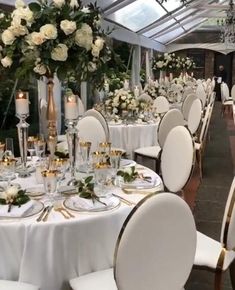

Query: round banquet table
[108,121,159,158]
[0,164,163,290]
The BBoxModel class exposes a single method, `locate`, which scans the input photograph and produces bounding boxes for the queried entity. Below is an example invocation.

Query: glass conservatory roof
[0,0,231,50]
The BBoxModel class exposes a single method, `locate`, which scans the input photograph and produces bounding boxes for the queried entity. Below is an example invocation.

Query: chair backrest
[231,84,235,101]
[221,83,230,102]
[161,126,194,193]
[158,109,185,148]
[220,176,235,250]
[114,192,196,290]
[198,104,211,144]
[78,97,85,116]
[211,78,216,91]
[83,109,110,141]
[77,116,107,152]
[187,99,203,135]
[182,87,194,101]
[181,93,197,121]
[153,96,170,114]
[196,84,207,108]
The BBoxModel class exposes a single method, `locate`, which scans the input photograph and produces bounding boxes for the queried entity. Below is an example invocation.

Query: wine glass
[94,162,113,197]
[41,169,59,202]
[51,158,69,191]
[35,139,46,161]
[0,158,16,187]
[4,138,14,159]
[99,142,111,157]
[27,136,37,161]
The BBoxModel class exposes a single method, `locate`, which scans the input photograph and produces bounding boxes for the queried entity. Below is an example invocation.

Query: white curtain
[131,45,141,89]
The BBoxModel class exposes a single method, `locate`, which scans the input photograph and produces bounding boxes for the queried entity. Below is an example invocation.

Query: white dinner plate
[0,201,44,219]
[118,175,162,190]
[63,196,120,213]
[120,159,136,168]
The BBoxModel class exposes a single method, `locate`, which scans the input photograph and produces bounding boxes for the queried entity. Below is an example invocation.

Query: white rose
[33,63,47,75]
[15,0,26,8]
[2,29,15,45]
[60,20,76,35]
[87,61,97,72]
[70,0,79,8]
[12,7,34,25]
[30,32,45,45]
[40,24,57,40]
[51,43,68,61]
[94,37,104,50]
[121,95,126,100]
[0,13,5,19]
[75,24,93,51]
[94,15,101,27]
[91,44,101,57]
[53,0,65,8]
[6,186,18,198]
[9,24,28,37]
[1,56,13,67]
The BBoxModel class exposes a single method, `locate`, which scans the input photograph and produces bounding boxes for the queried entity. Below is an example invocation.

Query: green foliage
[117,166,138,183]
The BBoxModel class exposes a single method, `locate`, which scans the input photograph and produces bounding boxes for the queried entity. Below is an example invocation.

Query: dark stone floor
[186,102,234,290]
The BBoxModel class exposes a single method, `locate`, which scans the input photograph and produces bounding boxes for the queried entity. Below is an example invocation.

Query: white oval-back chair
[70,192,197,290]
[153,96,170,115]
[181,93,197,121]
[194,176,235,290]
[134,109,185,171]
[77,116,107,152]
[187,99,203,135]
[0,281,39,290]
[196,84,207,108]
[221,83,233,117]
[161,126,194,193]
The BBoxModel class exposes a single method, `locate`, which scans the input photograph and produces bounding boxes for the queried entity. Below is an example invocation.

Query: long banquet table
[0,165,162,290]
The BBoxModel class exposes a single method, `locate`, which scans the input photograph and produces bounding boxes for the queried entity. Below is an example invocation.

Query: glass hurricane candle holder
[64,94,79,185]
[15,91,30,178]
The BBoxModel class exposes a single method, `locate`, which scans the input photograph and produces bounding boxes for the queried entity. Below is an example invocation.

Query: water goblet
[41,169,59,202]
[35,139,46,161]
[92,151,106,169]
[99,142,111,158]
[94,162,113,197]
[0,158,16,187]
[79,141,92,172]
[27,136,37,161]
[51,158,69,191]
[4,138,14,159]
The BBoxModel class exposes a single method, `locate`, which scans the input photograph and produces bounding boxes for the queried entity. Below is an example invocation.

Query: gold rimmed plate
[0,201,44,220]
[63,196,120,213]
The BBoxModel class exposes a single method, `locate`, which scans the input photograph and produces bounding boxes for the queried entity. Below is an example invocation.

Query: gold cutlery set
[36,205,74,222]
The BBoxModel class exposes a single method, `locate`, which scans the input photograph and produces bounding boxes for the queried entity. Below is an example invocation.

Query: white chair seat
[194,232,235,270]
[70,268,117,290]
[0,280,39,290]
[134,145,161,158]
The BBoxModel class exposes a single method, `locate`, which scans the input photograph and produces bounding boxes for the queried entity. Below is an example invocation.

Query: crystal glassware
[4,138,14,159]
[27,136,37,161]
[92,151,106,168]
[79,141,92,172]
[0,158,16,187]
[99,142,111,157]
[41,169,59,202]
[94,162,113,197]
[51,158,69,191]
[35,139,46,161]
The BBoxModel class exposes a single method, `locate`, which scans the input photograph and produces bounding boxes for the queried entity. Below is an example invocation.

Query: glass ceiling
[0,0,232,47]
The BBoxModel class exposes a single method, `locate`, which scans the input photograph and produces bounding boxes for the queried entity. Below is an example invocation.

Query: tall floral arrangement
[0,0,111,85]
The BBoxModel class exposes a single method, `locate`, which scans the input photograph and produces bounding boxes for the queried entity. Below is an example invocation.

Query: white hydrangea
[60,20,76,35]
[40,24,58,40]
[51,43,68,61]
[94,37,104,51]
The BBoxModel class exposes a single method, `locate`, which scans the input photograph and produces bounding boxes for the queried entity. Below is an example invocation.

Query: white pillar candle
[134,86,139,97]
[15,91,29,116]
[123,79,129,90]
[65,95,78,120]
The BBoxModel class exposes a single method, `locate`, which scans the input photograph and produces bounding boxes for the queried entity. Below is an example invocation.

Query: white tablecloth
[0,166,162,290]
[109,122,159,158]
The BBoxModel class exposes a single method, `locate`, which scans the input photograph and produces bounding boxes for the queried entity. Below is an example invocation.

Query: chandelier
[217,0,235,44]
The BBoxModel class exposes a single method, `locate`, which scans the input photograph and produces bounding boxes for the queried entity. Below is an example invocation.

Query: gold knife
[112,193,136,206]
[36,206,49,222]
[42,206,53,222]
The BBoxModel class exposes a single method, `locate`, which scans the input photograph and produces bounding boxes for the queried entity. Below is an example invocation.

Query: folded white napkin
[109,120,122,125]
[0,200,34,217]
[71,196,115,210]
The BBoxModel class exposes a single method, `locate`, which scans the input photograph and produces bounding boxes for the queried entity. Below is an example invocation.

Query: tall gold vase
[46,77,57,160]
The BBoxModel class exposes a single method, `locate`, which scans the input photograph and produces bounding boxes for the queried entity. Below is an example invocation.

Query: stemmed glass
[41,169,59,202]
[4,138,14,159]
[0,158,16,187]
[51,158,69,191]
[94,162,113,197]
[109,150,122,178]
[35,136,46,161]
[27,136,37,161]
[79,141,92,172]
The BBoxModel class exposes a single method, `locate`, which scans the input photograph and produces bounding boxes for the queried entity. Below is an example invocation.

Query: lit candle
[65,94,79,120]
[134,86,139,97]
[191,72,194,77]
[123,79,129,90]
[15,91,29,116]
